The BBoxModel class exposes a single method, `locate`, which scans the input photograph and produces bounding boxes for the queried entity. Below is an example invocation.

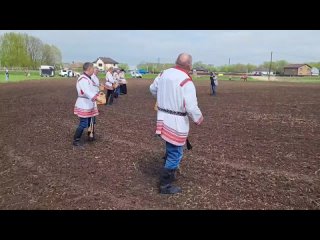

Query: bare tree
[25,35,44,69]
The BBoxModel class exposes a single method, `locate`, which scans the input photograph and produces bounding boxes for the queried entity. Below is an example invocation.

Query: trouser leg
[73,117,89,146]
[106,89,114,105]
[159,142,183,194]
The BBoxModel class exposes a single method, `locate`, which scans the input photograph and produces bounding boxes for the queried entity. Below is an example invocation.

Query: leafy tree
[137,62,174,73]
[41,44,54,65]
[118,63,129,71]
[0,32,62,69]
[306,62,320,69]
[273,60,289,75]
[193,61,207,69]
[41,44,61,66]
[25,34,43,69]
[0,32,30,67]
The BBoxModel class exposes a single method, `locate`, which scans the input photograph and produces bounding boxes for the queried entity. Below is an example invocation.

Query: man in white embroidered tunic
[73,62,100,146]
[150,53,204,194]
[105,67,115,105]
[91,67,100,93]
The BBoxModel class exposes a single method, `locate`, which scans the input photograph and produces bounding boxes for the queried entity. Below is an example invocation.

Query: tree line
[137,60,320,75]
[0,32,62,69]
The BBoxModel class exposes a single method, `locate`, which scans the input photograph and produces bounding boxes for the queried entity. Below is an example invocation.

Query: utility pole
[228,58,231,80]
[268,51,273,81]
[157,57,160,73]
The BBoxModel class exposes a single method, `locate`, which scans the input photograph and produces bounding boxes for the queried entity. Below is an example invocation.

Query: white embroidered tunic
[74,74,99,118]
[150,66,203,146]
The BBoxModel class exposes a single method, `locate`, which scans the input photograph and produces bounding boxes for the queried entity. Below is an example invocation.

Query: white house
[93,57,119,71]
[311,67,319,76]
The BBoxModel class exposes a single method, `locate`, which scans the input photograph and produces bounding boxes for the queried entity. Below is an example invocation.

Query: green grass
[193,75,264,82]
[0,71,64,83]
[140,74,158,79]
[3,71,320,84]
[97,73,158,80]
[193,75,320,83]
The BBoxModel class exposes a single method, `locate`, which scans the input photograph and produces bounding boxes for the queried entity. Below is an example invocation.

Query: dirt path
[0,78,319,209]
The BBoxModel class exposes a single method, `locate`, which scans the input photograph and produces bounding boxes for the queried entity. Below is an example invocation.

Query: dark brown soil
[0,78,319,209]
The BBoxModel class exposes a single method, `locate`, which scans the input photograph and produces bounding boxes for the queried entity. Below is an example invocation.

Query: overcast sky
[1,30,319,67]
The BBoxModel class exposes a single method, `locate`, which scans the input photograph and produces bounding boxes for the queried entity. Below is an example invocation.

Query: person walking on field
[150,53,204,194]
[5,67,9,81]
[73,62,102,146]
[209,72,218,96]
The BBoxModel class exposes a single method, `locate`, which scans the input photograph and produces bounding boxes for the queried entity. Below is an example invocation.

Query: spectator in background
[25,69,30,77]
[210,72,218,96]
[5,67,9,81]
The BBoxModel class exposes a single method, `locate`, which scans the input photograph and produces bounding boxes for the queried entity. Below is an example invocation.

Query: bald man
[150,53,204,194]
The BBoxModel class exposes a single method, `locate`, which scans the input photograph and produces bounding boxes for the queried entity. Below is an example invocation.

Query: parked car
[59,69,75,77]
[74,71,80,77]
[253,72,262,76]
[138,69,149,74]
[130,70,142,78]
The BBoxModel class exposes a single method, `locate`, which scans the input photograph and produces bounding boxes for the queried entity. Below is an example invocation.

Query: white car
[74,71,80,77]
[59,69,75,77]
[130,71,142,78]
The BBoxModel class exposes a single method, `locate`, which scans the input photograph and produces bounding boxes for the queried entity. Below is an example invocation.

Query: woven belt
[78,96,89,99]
[157,107,187,116]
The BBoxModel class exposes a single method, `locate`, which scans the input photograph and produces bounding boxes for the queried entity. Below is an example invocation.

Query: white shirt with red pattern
[105,71,115,89]
[74,74,99,118]
[119,71,127,84]
[91,73,100,93]
[150,66,203,146]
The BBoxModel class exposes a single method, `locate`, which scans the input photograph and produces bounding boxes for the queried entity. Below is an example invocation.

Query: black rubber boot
[159,168,181,194]
[73,128,83,146]
[162,154,178,181]
[172,168,178,182]
[122,84,127,94]
[106,90,114,105]
[108,92,114,105]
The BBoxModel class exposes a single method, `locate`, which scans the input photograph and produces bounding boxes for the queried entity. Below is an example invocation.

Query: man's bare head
[175,53,192,71]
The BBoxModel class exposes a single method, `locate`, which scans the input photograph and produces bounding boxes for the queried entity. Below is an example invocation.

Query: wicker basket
[97,92,106,105]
